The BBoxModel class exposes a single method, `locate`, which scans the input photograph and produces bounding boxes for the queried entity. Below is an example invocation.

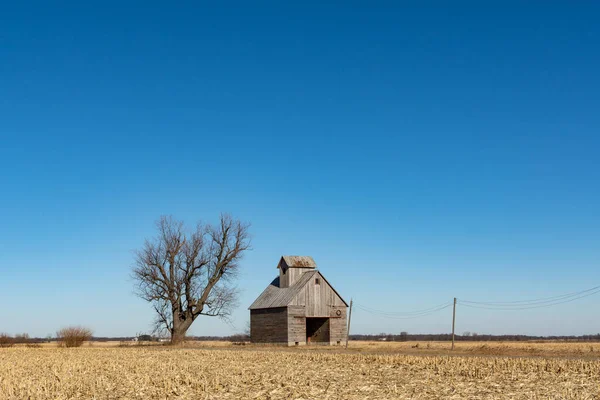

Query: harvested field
[347,340,600,359]
[111,339,600,359]
[1,344,600,399]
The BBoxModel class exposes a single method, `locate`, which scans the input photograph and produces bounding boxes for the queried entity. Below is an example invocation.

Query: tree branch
[132,214,251,341]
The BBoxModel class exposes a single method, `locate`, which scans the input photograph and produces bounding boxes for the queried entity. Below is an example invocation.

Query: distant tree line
[349,333,600,342]
[6,331,599,343]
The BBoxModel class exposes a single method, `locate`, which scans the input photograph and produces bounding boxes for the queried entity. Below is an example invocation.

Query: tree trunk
[171,328,187,345]
[171,317,192,345]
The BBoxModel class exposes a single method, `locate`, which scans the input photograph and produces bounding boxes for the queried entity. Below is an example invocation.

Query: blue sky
[1,2,599,337]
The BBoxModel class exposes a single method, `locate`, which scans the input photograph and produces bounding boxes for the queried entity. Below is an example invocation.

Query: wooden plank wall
[287,268,305,288]
[252,270,347,346]
[303,273,346,317]
[289,286,306,306]
[280,267,308,288]
[279,268,287,288]
[329,306,347,344]
[287,306,306,345]
[289,272,347,345]
[250,308,288,343]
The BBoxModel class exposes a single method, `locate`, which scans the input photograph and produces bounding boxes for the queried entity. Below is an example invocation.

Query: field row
[1,347,600,399]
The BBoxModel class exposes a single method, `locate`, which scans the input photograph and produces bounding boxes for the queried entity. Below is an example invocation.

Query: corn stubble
[1,347,599,399]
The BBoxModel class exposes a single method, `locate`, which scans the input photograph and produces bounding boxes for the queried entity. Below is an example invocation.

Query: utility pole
[451,297,457,350]
[346,298,353,349]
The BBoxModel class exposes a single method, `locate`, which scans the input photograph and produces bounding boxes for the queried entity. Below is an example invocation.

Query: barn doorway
[306,317,330,343]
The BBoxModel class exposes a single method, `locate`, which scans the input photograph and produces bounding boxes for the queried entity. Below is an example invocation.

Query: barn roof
[249,270,318,310]
[249,270,349,309]
[278,255,316,269]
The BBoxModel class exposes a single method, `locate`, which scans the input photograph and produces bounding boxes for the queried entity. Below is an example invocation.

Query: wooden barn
[249,256,348,345]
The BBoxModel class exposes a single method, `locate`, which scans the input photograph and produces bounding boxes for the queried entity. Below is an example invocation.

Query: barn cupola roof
[277,256,317,270]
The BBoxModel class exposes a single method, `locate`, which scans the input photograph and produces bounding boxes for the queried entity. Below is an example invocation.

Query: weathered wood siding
[287,305,306,345]
[329,306,347,344]
[250,266,347,346]
[289,285,306,306]
[288,272,347,346]
[289,268,307,288]
[250,308,288,343]
[298,272,346,317]
[279,267,288,288]
[279,267,310,288]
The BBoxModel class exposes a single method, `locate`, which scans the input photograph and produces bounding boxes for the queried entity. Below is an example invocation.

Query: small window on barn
[315,278,320,285]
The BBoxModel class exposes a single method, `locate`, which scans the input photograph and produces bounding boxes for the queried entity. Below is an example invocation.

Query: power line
[349,284,599,345]
[459,285,600,306]
[353,301,452,316]
[458,287,600,310]
[354,302,452,319]
[354,306,451,320]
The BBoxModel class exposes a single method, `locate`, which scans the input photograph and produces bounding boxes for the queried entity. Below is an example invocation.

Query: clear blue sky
[1,2,599,338]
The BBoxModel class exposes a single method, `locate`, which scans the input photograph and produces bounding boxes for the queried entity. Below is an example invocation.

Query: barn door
[306,317,330,343]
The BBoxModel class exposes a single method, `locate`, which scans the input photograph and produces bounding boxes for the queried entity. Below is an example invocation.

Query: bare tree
[132,214,251,344]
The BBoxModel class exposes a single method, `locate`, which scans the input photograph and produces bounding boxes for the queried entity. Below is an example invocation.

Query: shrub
[0,333,14,348]
[56,327,93,348]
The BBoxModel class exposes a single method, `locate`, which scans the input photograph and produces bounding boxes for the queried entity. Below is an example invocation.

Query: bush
[138,334,153,342]
[56,327,93,348]
[0,333,14,348]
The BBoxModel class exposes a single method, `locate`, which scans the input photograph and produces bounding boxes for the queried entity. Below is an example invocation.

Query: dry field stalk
[349,340,600,358]
[22,340,600,358]
[1,346,600,399]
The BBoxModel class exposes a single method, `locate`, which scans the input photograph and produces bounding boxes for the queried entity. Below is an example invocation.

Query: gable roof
[249,270,318,310]
[249,270,348,309]
[278,256,316,270]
